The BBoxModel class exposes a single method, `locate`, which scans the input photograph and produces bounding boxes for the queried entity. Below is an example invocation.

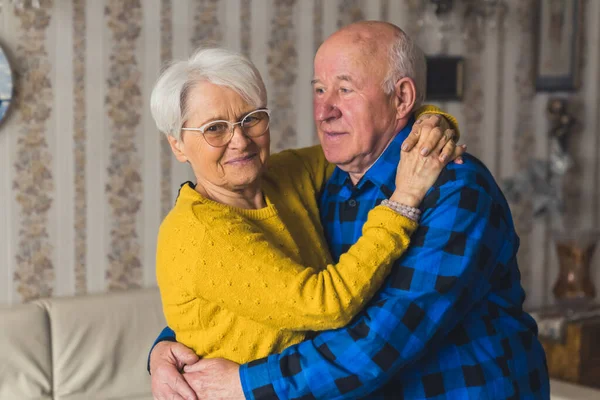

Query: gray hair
[382,30,426,109]
[150,47,267,141]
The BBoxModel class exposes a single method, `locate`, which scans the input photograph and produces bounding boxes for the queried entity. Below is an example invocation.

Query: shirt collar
[328,116,415,190]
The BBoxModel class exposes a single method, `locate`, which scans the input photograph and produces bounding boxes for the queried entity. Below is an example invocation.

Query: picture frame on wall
[425,56,464,101]
[535,0,582,92]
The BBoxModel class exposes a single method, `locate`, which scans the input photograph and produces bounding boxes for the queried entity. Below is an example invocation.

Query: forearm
[240,181,512,399]
[272,206,418,329]
[240,290,475,399]
[164,206,418,331]
[243,279,490,399]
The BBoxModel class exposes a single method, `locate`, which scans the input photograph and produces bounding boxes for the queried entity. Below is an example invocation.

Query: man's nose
[315,95,341,122]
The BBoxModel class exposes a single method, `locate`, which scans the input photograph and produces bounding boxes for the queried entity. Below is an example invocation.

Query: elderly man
[150,21,549,399]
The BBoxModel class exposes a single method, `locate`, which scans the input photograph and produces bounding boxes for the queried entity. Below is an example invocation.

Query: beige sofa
[2,288,600,400]
[0,288,164,400]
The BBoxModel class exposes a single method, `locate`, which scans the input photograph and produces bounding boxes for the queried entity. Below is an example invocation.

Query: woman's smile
[224,153,258,165]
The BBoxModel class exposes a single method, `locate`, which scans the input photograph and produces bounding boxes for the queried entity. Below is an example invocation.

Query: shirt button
[348,199,357,207]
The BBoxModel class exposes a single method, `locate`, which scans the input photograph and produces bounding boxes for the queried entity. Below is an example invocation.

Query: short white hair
[383,30,427,109]
[151,47,267,141]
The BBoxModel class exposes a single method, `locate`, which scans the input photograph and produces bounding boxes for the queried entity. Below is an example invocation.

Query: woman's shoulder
[162,183,270,236]
[159,184,220,235]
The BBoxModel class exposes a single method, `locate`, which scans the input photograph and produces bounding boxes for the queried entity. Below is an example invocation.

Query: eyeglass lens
[204,110,269,147]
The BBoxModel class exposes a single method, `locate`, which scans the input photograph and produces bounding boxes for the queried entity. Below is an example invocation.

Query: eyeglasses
[181,109,271,147]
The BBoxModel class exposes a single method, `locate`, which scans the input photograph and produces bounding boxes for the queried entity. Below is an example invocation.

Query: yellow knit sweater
[157,106,457,364]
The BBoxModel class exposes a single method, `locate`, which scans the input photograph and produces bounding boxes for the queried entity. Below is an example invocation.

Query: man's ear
[167,135,188,163]
[393,77,417,120]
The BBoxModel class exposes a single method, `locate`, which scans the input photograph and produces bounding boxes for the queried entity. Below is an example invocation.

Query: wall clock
[0,45,13,125]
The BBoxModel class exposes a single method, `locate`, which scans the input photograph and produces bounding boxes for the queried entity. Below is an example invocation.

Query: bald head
[317,21,426,106]
[317,21,397,70]
[329,20,403,46]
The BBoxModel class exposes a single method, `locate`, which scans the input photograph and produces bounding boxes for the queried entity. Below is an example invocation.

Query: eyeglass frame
[180,108,271,148]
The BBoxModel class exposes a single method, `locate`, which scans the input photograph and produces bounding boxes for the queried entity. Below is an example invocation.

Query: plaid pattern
[239,121,549,399]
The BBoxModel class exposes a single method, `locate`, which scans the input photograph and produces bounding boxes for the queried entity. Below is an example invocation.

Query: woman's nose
[227,124,252,148]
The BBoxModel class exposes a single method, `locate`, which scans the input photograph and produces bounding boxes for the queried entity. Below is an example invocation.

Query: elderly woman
[151,48,464,365]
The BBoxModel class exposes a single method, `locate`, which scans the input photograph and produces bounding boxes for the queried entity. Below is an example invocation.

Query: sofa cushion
[0,302,53,400]
[37,288,166,400]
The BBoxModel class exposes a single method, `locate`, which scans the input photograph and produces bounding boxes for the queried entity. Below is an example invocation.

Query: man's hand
[402,114,463,164]
[150,341,200,400]
[183,358,244,400]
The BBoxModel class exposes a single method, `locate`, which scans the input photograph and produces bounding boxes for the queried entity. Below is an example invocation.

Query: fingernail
[461,144,467,149]
[456,158,463,164]
[402,144,408,151]
[440,154,447,162]
[420,148,429,156]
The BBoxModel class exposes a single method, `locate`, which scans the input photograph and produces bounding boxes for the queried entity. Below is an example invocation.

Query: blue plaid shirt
[238,121,549,399]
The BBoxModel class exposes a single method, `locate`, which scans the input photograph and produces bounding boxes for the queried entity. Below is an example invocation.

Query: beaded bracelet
[380,199,421,222]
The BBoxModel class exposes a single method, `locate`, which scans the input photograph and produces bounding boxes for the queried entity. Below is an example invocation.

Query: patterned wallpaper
[268,0,297,151]
[104,0,143,290]
[160,0,173,219]
[0,0,599,307]
[73,0,86,294]
[12,0,55,301]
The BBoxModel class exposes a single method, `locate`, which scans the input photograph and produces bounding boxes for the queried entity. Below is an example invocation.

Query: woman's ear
[393,77,417,120]
[167,135,188,163]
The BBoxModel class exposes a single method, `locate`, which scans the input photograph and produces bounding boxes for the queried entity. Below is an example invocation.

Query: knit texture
[157,147,418,364]
[156,106,450,364]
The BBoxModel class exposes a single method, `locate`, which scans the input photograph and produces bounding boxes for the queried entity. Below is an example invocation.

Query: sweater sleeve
[157,205,418,332]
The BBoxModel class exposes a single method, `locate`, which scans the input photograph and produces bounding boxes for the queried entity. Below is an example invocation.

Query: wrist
[149,342,165,375]
[149,340,175,375]
[389,192,421,208]
[381,199,421,222]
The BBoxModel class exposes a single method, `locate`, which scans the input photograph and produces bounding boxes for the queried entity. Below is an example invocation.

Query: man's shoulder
[415,155,518,252]
[436,153,502,197]
[422,154,516,233]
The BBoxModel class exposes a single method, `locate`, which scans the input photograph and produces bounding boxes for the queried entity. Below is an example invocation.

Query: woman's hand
[402,114,464,164]
[150,341,200,400]
[391,123,466,208]
[182,358,244,400]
